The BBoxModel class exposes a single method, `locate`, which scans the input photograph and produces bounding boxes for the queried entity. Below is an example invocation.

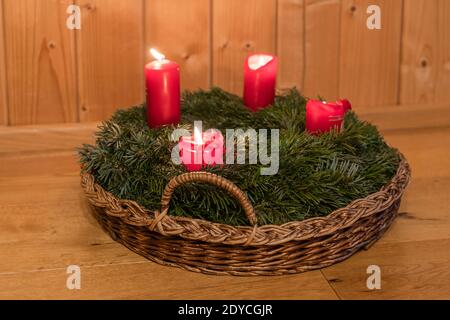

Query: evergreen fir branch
[78,88,400,226]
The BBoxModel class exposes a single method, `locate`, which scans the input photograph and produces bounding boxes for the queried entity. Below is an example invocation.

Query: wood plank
[382,127,450,180]
[0,153,336,299]
[376,128,450,244]
[0,0,7,125]
[145,0,210,90]
[322,239,450,299]
[277,0,304,90]
[0,200,145,273]
[304,0,340,101]
[339,0,403,107]
[400,0,450,104]
[0,153,145,274]
[2,125,448,248]
[0,122,97,155]
[435,0,450,103]
[358,103,450,132]
[2,0,78,125]
[385,176,450,245]
[212,0,277,95]
[76,0,144,122]
[0,109,449,298]
[0,189,335,300]
[0,152,80,179]
[0,182,145,274]
[0,262,336,299]
[0,174,82,206]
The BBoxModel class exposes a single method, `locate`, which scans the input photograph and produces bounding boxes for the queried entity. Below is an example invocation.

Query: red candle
[179,128,224,172]
[306,99,352,135]
[337,99,352,113]
[145,49,181,128]
[243,53,278,112]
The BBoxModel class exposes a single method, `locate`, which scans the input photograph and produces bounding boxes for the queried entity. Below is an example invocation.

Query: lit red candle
[179,127,224,172]
[145,49,181,128]
[243,53,278,112]
[306,99,352,135]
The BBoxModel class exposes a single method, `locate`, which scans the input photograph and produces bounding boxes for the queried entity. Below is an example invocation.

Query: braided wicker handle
[160,172,257,226]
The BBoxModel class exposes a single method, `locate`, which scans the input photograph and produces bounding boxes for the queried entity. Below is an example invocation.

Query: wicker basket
[81,154,411,276]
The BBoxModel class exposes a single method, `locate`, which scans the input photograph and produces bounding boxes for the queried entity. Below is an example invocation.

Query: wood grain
[0,0,7,125]
[2,0,78,125]
[145,0,210,90]
[378,128,450,244]
[1,103,450,298]
[339,0,403,107]
[277,0,304,90]
[357,103,450,132]
[76,0,144,122]
[0,122,97,156]
[0,262,336,300]
[212,0,277,95]
[304,0,341,101]
[0,151,336,300]
[0,0,449,126]
[400,0,450,105]
[322,239,450,299]
[320,121,450,299]
[384,175,450,244]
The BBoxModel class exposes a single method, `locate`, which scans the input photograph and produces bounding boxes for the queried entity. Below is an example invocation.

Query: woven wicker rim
[81,153,411,247]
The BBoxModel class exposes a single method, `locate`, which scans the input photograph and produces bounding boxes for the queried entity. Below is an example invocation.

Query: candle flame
[150,48,166,62]
[194,126,203,144]
[248,54,274,70]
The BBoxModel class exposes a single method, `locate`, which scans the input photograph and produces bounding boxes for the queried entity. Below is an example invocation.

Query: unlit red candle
[306,99,352,135]
[145,49,181,128]
[243,53,278,112]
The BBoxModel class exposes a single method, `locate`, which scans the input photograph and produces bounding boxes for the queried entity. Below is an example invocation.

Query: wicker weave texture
[81,156,411,276]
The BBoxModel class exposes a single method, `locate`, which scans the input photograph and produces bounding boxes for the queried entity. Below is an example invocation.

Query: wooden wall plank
[0,0,448,126]
[435,0,450,103]
[213,0,277,95]
[2,0,78,125]
[277,0,304,91]
[77,0,144,122]
[400,0,450,105]
[339,0,403,107]
[145,0,210,91]
[304,0,340,101]
[0,0,7,125]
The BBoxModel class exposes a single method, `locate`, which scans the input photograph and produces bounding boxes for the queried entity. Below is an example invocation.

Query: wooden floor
[1,104,450,300]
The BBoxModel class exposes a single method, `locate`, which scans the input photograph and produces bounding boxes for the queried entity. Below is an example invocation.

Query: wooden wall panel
[277,0,304,90]
[2,0,78,125]
[339,0,403,107]
[400,0,450,105]
[213,0,277,95]
[145,0,210,91]
[77,0,144,122]
[0,0,449,126]
[304,0,340,101]
[0,0,7,125]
